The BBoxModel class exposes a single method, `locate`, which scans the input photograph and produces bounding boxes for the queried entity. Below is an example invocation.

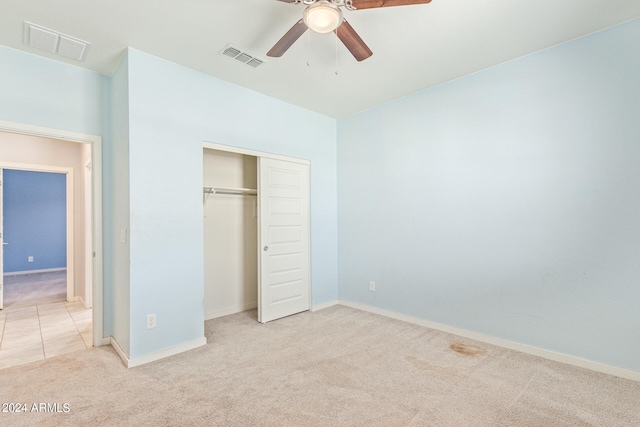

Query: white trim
[337,300,640,383]
[112,337,207,368]
[311,299,340,312]
[91,135,103,346]
[110,337,129,367]
[0,121,99,144]
[73,295,86,306]
[0,120,104,348]
[66,169,75,301]
[0,162,74,301]
[0,169,3,309]
[3,267,67,276]
[83,155,93,308]
[0,162,74,173]
[203,141,310,165]
[205,302,257,321]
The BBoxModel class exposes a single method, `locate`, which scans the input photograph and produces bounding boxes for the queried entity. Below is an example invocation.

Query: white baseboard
[337,300,640,383]
[72,295,86,307]
[110,337,129,367]
[205,302,257,321]
[110,336,207,368]
[4,267,67,276]
[311,299,340,312]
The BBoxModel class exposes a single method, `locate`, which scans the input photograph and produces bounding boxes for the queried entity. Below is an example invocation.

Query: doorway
[0,121,103,350]
[203,149,258,320]
[203,142,311,324]
[1,168,70,309]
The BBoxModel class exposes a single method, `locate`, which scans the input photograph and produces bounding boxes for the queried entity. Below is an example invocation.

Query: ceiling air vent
[23,21,90,61]
[246,58,264,68]
[222,46,241,58]
[219,45,265,69]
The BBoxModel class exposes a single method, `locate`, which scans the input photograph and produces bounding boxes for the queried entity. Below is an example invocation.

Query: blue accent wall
[3,169,66,272]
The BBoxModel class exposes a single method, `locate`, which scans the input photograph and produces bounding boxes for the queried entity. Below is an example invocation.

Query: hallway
[0,300,92,369]
[1,265,92,370]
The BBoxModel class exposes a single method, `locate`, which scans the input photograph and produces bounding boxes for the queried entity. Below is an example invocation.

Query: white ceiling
[1,0,639,118]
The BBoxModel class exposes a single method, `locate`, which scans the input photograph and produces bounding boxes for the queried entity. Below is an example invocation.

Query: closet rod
[203,186,257,196]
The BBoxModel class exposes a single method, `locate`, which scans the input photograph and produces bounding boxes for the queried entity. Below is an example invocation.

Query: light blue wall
[0,44,338,360]
[0,46,109,136]
[125,49,338,358]
[0,45,112,336]
[337,19,640,372]
[109,51,131,353]
[3,170,66,272]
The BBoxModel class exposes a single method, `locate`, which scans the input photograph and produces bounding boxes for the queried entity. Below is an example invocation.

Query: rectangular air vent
[235,53,253,63]
[222,47,241,58]
[246,58,264,68]
[23,21,90,61]
[220,45,265,69]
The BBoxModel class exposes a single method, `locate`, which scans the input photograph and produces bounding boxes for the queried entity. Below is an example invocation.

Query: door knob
[263,246,269,251]
[2,242,7,246]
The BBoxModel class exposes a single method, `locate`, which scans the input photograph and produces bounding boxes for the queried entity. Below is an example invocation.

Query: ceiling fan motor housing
[303,1,344,33]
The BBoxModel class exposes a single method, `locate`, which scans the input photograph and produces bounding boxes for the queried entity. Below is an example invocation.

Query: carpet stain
[449,342,485,356]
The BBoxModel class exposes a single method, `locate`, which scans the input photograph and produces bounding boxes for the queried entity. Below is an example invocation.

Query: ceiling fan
[267,0,432,62]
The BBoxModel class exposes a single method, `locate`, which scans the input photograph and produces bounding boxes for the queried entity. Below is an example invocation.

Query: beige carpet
[1,305,639,426]
[2,271,67,309]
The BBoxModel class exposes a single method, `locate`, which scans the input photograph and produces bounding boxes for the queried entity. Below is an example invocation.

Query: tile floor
[0,301,92,370]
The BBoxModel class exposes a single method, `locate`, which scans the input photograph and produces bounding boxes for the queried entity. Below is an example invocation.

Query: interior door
[258,157,310,323]
[0,168,4,309]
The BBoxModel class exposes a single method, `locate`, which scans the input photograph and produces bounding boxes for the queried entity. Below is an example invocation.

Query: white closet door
[0,169,4,309]
[258,158,310,323]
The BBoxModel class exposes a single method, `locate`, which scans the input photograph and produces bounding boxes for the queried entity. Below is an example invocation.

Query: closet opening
[203,143,311,324]
[203,148,258,320]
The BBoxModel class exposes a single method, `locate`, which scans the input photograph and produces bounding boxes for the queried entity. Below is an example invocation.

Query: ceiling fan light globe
[303,3,343,33]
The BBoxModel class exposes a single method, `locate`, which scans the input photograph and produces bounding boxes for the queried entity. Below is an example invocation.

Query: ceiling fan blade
[350,0,432,10]
[336,20,373,62]
[267,19,308,57]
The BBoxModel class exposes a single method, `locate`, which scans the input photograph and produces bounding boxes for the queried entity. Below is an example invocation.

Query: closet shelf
[203,186,257,196]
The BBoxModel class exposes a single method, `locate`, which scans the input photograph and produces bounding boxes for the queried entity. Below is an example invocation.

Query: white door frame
[202,141,311,322]
[84,158,93,308]
[0,163,75,302]
[203,142,310,166]
[0,120,104,347]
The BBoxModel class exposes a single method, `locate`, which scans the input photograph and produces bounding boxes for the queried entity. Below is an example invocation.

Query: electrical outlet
[369,281,375,292]
[146,313,157,329]
[28,256,34,262]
